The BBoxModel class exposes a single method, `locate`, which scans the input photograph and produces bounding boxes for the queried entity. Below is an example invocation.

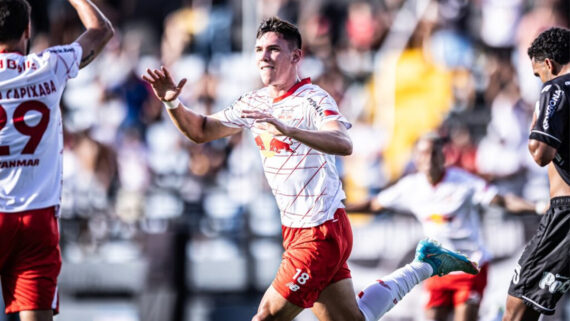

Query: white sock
[356,261,433,321]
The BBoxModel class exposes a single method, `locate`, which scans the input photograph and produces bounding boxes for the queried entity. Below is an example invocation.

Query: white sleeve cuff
[163,98,181,110]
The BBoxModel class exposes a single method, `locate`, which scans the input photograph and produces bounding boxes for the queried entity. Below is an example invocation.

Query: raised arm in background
[68,0,114,68]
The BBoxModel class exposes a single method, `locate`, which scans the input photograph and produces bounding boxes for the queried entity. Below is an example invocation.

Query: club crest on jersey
[254,132,293,157]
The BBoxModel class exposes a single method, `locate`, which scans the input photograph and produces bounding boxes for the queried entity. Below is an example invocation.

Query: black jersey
[529,73,570,185]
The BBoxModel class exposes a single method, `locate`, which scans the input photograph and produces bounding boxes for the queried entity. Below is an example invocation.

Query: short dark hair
[256,16,302,50]
[0,0,31,42]
[527,27,570,65]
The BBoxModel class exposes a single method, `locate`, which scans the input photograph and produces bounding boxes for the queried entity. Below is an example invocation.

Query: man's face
[414,139,445,176]
[531,57,553,83]
[255,32,299,86]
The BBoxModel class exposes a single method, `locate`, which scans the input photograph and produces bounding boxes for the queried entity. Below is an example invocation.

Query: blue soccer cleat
[415,238,479,277]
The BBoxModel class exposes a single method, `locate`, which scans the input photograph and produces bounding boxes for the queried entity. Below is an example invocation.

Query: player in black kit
[503,27,570,321]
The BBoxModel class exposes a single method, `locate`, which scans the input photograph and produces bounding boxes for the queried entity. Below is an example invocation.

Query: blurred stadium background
[1,0,569,320]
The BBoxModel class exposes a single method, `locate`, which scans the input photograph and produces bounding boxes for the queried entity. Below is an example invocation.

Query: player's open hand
[241,109,292,136]
[142,66,187,102]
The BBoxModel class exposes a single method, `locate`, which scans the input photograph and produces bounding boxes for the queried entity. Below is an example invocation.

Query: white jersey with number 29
[0,43,82,213]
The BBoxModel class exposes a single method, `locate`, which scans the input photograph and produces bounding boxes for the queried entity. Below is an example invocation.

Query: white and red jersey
[375,167,497,266]
[0,43,82,213]
[216,78,351,228]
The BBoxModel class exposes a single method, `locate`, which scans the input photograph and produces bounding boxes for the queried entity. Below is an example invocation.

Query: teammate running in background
[0,1,113,320]
[143,16,478,321]
[345,133,539,321]
[503,27,570,321]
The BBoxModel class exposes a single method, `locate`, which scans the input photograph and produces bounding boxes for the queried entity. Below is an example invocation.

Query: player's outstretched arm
[142,66,241,144]
[290,120,353,155]
[345,200,373,213]
[490,193,546,214]
[68,0,114,68]
[345,197,385,213]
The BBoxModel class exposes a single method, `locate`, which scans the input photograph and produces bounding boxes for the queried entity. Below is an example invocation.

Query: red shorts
[424,263,489,308]
[0,207,61,314]
[272,208,353,308]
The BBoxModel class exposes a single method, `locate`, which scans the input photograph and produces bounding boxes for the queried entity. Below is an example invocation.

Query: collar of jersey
[272,78,311,103]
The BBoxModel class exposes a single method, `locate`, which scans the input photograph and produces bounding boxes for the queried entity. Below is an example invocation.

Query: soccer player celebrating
[0,1,113,320]
[503,27,570,321]
[143,16,478,321]
[345,133,539,321]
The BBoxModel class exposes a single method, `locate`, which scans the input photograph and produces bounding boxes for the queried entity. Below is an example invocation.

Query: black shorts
[508,197,570,315]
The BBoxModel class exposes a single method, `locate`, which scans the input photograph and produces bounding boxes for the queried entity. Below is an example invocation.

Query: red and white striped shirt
[217,78,351,227]
[375,167,497,266]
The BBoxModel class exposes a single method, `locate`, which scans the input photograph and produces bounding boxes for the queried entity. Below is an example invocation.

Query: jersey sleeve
[469,174,498,206]
[308,92,352,130]
[212,94,254,129]
[529,83,568,149]
[374,177,412,212]
[46,43,83,83]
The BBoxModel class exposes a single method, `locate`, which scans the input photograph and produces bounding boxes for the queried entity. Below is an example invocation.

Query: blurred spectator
[161,0,233,66]
[372,15,454,181]
[335,1,384,79]
[476,58,530,196]
[480,0,524,50]
[515,0,569,106]
[442,123,479,174]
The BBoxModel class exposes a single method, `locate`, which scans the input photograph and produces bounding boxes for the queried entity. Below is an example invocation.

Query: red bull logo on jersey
[269,138,294,153]
[254,132,294,157]
[426,213,453,224]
